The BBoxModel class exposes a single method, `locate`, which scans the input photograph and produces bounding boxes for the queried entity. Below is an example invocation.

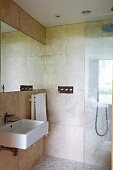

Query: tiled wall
[0,21,46,170]
[45,23,85,162]
[0,90,45,170]
[84,19,113,168]
[0,18,113,170]
[45,19,112,167]
[1,30,45,92]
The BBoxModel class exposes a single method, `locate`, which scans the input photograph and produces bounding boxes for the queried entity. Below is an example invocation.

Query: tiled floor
[33,155,110,170]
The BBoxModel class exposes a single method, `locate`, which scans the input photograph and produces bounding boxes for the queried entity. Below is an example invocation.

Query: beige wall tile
[46,26,67,55]
[47,89,66,123]
[27,37,46,57]
[66,23,85,55]
[27,59,45,89]
[1,18,112,169]
[65,91,84,127]
[45,20,112,167]
[47,90,84,127]
[45,23,85,162]
[1,55,27,91]
[45,124,84,162]
[66,53,84,90]
[1,31,46,92]
[45,55,66,89]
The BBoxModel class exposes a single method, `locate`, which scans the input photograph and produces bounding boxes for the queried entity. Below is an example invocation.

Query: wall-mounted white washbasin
[0,119,48,149]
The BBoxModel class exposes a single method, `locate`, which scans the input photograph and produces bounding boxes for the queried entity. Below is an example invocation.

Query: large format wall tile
[1,19,112,169]
[65,91,84,127]
[47,90,84,127]
[27,58,45,89]
[45,20,112,168]
[45,55,66,89]
[46,26,67,55]
[1,31,46,91]
[47,89,66,123]
[65,53,84,91]
[2,55,27,90]
[66,23,85,55]
[45,23,85,162]
[45,124,84,162]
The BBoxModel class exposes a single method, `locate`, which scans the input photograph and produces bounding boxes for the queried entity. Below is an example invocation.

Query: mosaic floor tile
[33,155,110,170]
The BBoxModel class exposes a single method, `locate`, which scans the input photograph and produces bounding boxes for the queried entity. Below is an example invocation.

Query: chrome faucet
[4,113,15,124]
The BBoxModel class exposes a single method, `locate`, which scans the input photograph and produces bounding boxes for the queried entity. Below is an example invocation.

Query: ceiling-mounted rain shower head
[102,23,113,32]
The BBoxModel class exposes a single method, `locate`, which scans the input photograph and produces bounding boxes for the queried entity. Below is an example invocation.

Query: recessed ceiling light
[55,15,61,18]
[111,7,113,11]
[82,10,92,15]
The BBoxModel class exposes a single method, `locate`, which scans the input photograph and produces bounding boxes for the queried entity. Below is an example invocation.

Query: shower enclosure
[84,19,113,170]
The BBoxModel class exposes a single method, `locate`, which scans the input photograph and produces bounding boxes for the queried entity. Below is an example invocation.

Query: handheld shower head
[102,23,113,32]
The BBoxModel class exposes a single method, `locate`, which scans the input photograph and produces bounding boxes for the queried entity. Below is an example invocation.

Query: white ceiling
[1,21,17,32]
[13,0,113,27]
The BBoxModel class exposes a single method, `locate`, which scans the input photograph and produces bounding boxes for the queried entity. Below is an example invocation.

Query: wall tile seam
[48,122,84,127]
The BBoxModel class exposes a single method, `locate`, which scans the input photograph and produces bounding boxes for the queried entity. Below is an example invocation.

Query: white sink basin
[0,119,48,149]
